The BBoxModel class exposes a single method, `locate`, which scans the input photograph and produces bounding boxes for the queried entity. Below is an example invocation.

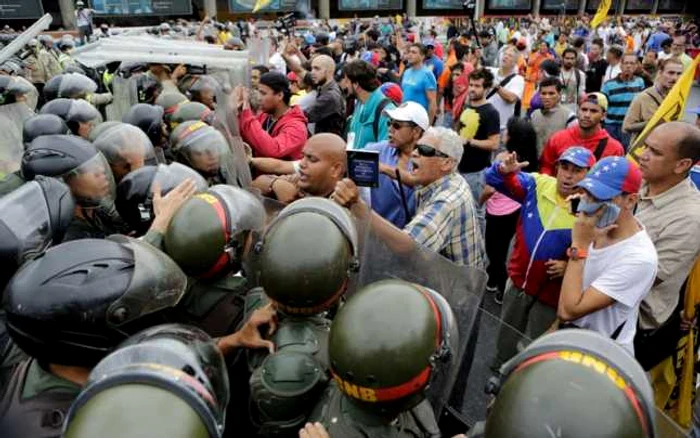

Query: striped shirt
[405,172,485,268]
[601,76,646,125]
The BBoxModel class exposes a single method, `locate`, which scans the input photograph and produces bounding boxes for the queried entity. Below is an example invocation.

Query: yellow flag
[627,54,700,163]
[590,0,611,28]
[252,0,273,12]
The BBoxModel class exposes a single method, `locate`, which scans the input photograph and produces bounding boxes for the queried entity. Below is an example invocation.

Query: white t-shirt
[573,226,658,355]
[603,63,621,84]
[487,67,525,131]
[268,52,286,75]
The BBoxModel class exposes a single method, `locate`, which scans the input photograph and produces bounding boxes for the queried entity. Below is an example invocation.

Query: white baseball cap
[384,101,430,131]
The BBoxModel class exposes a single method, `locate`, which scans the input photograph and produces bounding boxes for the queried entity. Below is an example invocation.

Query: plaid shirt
[405,172,485,268]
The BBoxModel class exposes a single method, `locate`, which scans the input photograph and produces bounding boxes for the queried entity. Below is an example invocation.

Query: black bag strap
[611,319,627,340]
[486,73,517,100]
[372,98,391,140]
[646,89,663,107]
[593,137,609,160]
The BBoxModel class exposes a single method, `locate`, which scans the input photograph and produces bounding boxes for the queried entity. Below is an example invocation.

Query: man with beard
[601,53,645,150]
[540,93,624,176]
[342,60,395,150]
[253,133,347,204]
[457,68,501,236]
[303,55,346,136]
[559,48,586,113]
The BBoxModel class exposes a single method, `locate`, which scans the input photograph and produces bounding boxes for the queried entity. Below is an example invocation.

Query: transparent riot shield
[0,102,34,176]
[105,75,138,121]
[212,88,252,188]
[654,409,691,438]
[246,38,272,68]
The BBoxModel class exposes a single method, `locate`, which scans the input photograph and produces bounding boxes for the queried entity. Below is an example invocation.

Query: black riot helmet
[63,324,229,438]
[22,114,71,145]
[0,75,36,105]
[39,98,101,137]
[0,176,75,289]
[56,72,98,99]
[122,103,166,147]
[22,134,116,209]
[3,235,188,367]
[484,329,657,438]
[43,74,64,102]
[92,123,157,183]
[135,73,164,104]
[116,163,207,236]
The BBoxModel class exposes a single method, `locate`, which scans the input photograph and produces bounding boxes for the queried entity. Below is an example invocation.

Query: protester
[487,46,525,134]
[530,77,577,157]
[487,146,595,366]
[602,45,623,84]
[540,92,624,175]
[601,52,646,149]
[332,127,485,267]
[304,55,346,136]
[559,48,586,112]
[585,38,608,93]
[401,43,438,123]
[235,72,308,159]
[624,58,683,145]
[634,122,700,368]
[558,157,656,355]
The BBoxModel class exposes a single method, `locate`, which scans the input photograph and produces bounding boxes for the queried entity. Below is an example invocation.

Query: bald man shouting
[254,133,348,204]
[304,55,346,137]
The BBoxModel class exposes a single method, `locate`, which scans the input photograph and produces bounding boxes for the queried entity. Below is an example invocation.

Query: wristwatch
[566,247,588,261]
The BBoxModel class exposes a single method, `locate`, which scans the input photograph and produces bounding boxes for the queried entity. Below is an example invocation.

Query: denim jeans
[461,170,486,239]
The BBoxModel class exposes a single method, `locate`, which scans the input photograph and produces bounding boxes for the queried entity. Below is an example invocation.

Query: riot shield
[212,88,252,188]
[105,75,138,121]
[654,409,690,438]
[349,219,530,429]
[0,102,34,176]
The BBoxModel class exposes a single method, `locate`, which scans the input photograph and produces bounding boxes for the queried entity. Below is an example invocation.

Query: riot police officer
[155,91,189,125]
[62,324,229,438]
[22,134,125,241]
[92,122,158,182]
[238,197,359,437]
[308,279,456,438]
[475,329,657,438]
[22,114,71,145]
[39,97,102,139]
[116,162,207,236]
[169,121,236,186]
[0,236,188,438]
[0,76,36,185]
[181,74,219,110]
[158,184,266,337]
[170,101,215,130]
[122,103,168,149]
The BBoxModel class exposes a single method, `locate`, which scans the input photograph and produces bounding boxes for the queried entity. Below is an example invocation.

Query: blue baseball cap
[575,156,642,201]
[558,146,596,169]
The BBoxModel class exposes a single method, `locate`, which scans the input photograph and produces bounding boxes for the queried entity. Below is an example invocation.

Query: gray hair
[424,127,463,169]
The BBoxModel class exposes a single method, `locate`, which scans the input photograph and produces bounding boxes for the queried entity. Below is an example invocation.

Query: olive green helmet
[170,101,214,130]
[484,329,656,438]
[328,279,458,416]
[250,197,358,315]
[155,91,188,123]
[163,185,265,279]
[63,324,228,438]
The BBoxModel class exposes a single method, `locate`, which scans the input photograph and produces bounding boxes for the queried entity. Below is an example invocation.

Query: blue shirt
[424,56,444,81]
[646,31,671,52]
[401,66,437,113]
[365,141,416,228]
[601,76,646,125]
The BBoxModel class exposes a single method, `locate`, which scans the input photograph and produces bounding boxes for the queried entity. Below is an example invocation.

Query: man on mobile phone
[558,157,657,354]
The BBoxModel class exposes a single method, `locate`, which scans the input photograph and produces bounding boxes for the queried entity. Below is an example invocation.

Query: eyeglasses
[415,144,449,158]
[388,120,416,130]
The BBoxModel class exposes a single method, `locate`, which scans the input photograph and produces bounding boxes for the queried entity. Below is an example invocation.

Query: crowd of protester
[1,9,700,437]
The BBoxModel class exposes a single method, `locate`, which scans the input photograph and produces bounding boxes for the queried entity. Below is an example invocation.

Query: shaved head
[311,55,337,86]
[652,122,700,163]
[298,134,347,196]
[640,121,700,184]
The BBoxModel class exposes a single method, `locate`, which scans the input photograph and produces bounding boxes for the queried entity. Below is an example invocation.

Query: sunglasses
[388,120,416,130]
[415,144,449,159]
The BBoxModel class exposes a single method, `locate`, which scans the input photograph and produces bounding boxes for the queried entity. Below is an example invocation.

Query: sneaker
[494,290,504,305]
[486,284,499,293]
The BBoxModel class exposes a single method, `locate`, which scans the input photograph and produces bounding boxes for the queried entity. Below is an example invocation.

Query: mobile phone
[570,197,580,215]
[347,149,380,188]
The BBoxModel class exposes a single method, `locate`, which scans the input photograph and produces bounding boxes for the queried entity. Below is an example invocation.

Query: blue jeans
[606,123,631,152]
[461,170,486,239]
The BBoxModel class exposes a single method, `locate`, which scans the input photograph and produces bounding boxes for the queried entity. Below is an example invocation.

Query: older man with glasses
[332,126,485,268]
